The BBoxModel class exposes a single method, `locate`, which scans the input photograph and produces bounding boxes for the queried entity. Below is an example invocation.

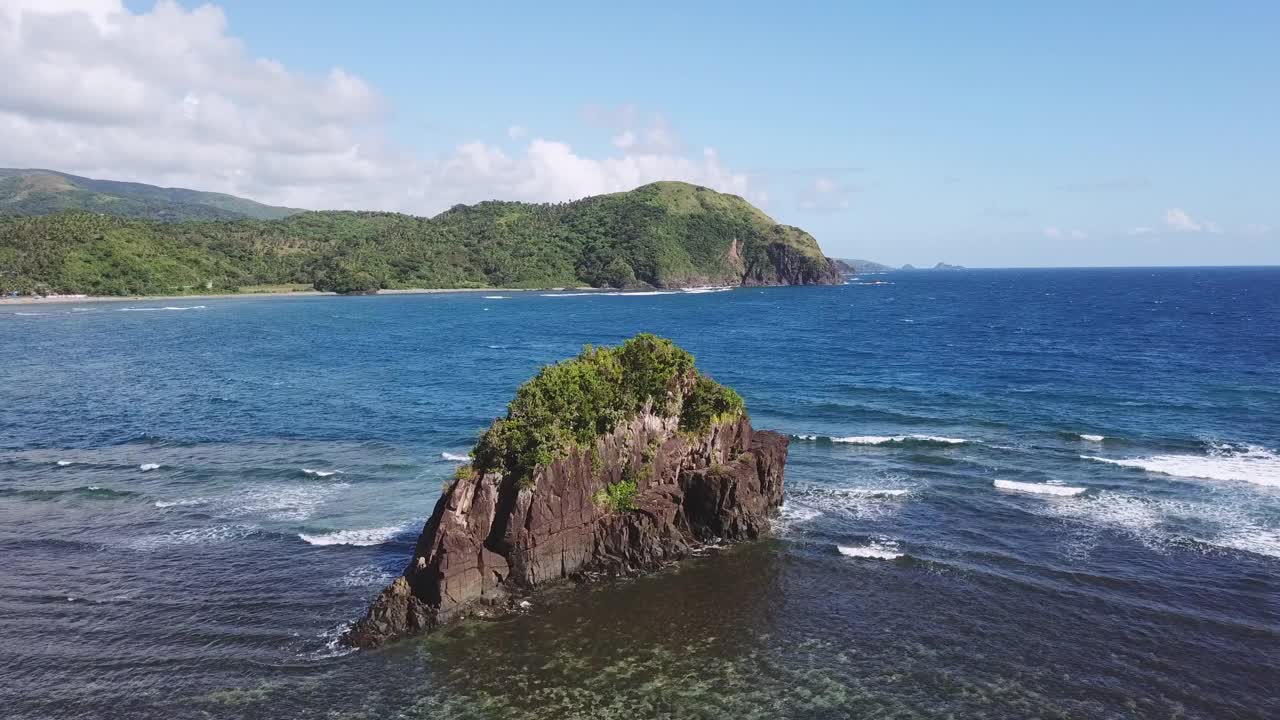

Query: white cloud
[0,1,761,214]
[1163,208,1221,234]
[1042,226,1087,240]
[797,176,854,211]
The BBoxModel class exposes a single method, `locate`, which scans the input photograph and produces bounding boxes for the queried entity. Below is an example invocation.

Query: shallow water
[1,268,1278,719]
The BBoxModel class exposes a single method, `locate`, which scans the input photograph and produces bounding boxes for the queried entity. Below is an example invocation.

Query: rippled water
[1,268,1277,719]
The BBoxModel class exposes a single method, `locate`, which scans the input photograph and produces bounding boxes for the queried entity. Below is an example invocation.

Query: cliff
[342,335,789,648]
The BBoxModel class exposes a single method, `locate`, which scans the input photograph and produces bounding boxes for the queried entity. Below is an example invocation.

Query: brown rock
[341,413,788,648]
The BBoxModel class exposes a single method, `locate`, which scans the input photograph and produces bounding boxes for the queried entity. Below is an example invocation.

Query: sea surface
[1,268,1278,720]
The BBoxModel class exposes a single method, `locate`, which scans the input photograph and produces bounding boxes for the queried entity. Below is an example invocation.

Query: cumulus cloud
[0,1,760,214]
[1163,208,1221,234]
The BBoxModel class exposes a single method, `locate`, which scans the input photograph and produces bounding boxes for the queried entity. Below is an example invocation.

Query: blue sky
[15,2,1280,266]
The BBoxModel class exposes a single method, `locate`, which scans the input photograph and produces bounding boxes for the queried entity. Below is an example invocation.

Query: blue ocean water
[1,267,1277,719]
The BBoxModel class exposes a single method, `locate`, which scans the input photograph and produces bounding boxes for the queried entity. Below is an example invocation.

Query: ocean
[1,267,1277,719]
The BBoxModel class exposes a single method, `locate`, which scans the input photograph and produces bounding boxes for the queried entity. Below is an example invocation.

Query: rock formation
[342,335,789,648]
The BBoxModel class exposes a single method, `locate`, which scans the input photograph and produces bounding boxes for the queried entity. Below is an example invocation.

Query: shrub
[472,334,744,486]
[592,478,638,513]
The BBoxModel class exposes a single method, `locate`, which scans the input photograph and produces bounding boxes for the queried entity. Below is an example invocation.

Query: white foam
[828,435,967,445]
[126,524,256,551]
[228,482,349,522]
[337,564,396,587]
[994,479,1087,496]
[55,460,73,466]
[440,452,469,462]
[138,463,161,471]
[837,542,904,560]
[301,468,341,478]
[118,305,205,312]
[681,286,733,294]
[782,484,914,526]
[540,290,679,297]
[482,295,509,299]
[1079,434,1105,442]
[1081,444,1280,487]
[299,525,405,547]
[154,497,207,508]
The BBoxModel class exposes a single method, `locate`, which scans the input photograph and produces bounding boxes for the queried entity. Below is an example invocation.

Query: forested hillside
[0,181,842,295]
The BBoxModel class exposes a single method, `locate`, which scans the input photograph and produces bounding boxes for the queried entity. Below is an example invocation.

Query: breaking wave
[1081,443,1280,487]
[1078,434,1106,442]
[837,541,904,560]
[299,525,407,547]
[138,463,161,471]
[118,305,206,312]
[994,479,1087,496]
[301,468,342,478]
[440,452,470,462]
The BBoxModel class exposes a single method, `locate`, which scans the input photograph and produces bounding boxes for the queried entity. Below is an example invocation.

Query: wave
[118,305,206,312]
[337,564,397,588]
[540,290,680,297]
[440,452,469,462]
[680,286,734,294]
[299,525,407,547]
[301,468,342,478]
[994,479,1087,496]
[1081,443,1280,487]
[1032,490,1280,560]
[154,497,207,508]
[138,463,161,471]
[781,484,914,526]
[482,295,509,299]
[794,434,969,447]
[1078,434,1106,442]
[126,524,258,551]
[227,482,349,522]
[837,541,904,560]
[55,460,73,466]
[4,486,139,501]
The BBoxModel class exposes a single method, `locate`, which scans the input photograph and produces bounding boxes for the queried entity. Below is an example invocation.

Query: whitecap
[994,479,1087,496]
[482,295,509,299]
[681,286,733,294]
[837,542,904,560]
[440,452,469,462]
[138,463,161,471]
[55,460,73,467]
[126,524,257,551]
[1081,443,1280,487]
[299,525,405,547]
[782,484,914,525]
[337,564,397,587]
[829,435,968,446]
[154,497,207,508]
[301,468,341,478]
[227,482,349,522]
[1079,434,1106,442]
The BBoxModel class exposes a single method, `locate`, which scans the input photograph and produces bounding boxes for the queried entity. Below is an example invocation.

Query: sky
[1,1,1276,267]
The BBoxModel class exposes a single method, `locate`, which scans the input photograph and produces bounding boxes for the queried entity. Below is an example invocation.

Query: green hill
[0,179,842,296]
[0,169,302,222]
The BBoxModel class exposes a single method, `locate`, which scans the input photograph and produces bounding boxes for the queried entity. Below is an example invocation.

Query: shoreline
[0,287,582,307]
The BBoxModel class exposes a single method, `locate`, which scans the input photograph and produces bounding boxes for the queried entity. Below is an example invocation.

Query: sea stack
[343,334,788,647]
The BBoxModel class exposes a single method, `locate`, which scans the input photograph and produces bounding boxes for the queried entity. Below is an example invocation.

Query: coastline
[0,287,579,307]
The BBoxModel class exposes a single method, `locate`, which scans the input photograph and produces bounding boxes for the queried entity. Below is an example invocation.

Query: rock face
[742,242,844,286]
[342,412,788,648]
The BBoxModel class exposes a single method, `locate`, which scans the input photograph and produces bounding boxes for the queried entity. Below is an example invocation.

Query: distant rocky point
[837,259,966,273]
[342,334,789,648]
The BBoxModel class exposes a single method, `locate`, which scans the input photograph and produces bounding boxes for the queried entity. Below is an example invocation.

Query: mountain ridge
[0,176,843,295]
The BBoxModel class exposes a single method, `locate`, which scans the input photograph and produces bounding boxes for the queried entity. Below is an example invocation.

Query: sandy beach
[0,287,577,307]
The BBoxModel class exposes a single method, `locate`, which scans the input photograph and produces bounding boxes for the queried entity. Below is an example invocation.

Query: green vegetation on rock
[471,334,744,485]
[0,180,841,295]
[592,478,639,513]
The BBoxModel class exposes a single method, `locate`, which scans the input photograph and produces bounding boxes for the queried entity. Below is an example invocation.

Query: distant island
[0,171,842,296]
[838,258,966,273]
